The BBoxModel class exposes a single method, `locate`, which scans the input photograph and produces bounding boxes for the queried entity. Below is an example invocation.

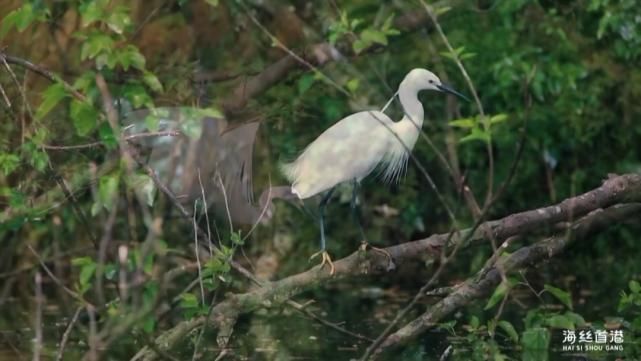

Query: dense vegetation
[1,0,640,360]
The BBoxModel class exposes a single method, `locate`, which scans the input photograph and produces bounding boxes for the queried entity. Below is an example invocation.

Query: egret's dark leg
[311,187,336,274]
[351,179,395,270]
[351,179,367,241]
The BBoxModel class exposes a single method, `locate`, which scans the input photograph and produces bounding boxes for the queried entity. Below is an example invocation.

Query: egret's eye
[428,80,434,84]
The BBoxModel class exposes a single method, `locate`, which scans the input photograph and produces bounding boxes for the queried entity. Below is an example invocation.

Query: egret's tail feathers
[279,161,297,182]
[279,161,303,199]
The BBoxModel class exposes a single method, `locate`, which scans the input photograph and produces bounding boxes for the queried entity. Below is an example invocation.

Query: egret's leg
[350,180,367,241]
[310,188,336,275]
[351,180,395,270]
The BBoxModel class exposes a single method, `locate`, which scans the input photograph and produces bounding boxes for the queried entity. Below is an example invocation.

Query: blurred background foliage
[0,0,640,360]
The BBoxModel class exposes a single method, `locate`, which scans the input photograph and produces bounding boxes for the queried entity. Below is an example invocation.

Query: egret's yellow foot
[310,250,335,275]
[360,241,395,270]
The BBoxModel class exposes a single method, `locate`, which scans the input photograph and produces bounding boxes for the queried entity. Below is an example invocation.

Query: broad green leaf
[99,174,120,211]
[346,78,360,93]
[80,1,103,27]
[361,29,388,46]
[80,33,114,60]
[0,153,20,176]
[352,39,368,54]
[129,174,156,207]
[142,317,155,333]
[123,83,152,108]
[544,284,572,309]
[0,9,19,39]
[563,311,586,327]
[545,314,575,329]
[98,122,117,149]
[230,230,243,245]
[205,0,220,6]
[630,280,641,293]
[143,71,163,92]
[73,71,96,92]
[180,293,199,308]
[498,320,519,342]
[521,328,550,361]
[144,113,161,133]
[298,74,315,94]
[14,4,35,31]
[72,256,94,267]
[469,315,480,329]
[460,127,491,144]
[36,83,67,120]
[106,7,131,34]
[70,100,98,136]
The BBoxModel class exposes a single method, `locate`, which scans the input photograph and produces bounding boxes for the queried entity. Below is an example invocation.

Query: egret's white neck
[398,79,424,128]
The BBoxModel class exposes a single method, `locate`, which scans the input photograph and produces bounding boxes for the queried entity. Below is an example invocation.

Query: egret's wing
[282,110,394,198]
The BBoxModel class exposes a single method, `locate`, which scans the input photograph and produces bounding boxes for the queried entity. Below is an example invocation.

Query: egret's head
[404,68,469,101]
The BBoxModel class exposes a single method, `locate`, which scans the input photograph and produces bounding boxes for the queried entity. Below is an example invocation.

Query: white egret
[281,68,468,274]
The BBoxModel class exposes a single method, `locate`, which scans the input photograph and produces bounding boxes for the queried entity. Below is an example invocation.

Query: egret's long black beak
[437,84,470,102]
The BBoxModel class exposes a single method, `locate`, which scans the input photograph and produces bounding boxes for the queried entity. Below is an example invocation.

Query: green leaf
[630,280,641,293]
[80,33,114,60]
[485,280,510,310]
[123,83,152,108]
[498,320,519,342]
[489,113,509,125]
[230,230,243,246]
[142,317,155,333]
[563,311,586,327]
[0,8,19,39]
[180,116,203,139]
[36,83,67,120]
[99,174,120,211]
[297,74,315,94]
[544,284,572,309]
[521,328,550,361]
[0,153,20,176]
[14,3,36,31]
[129,174,156,207]
[180,293,199,309]
[205,0,220,6]
[460,127,491,144]
[469,315,480,329]
[545,314,575,329]
[449,118,476,128]
[143,71,163,92]
[98,122,117,149]
[361,29,388,46]
[120,45,146,70]
[80,1,104,27]
[72,256,94,267]
[78,260,97,294]
[352,39,368,54]
[70,100,98,136]
[106,7,131,34]
[346,78,360,93]
[197,107,224,118]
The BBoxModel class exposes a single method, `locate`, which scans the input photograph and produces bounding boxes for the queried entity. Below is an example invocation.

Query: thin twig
[56,307,83,361]
[32,272,43,361]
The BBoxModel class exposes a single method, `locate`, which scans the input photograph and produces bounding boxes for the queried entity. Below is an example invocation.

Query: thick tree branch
[374,203,641,356]
[132,173,641,360]
[221,2,455,114]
